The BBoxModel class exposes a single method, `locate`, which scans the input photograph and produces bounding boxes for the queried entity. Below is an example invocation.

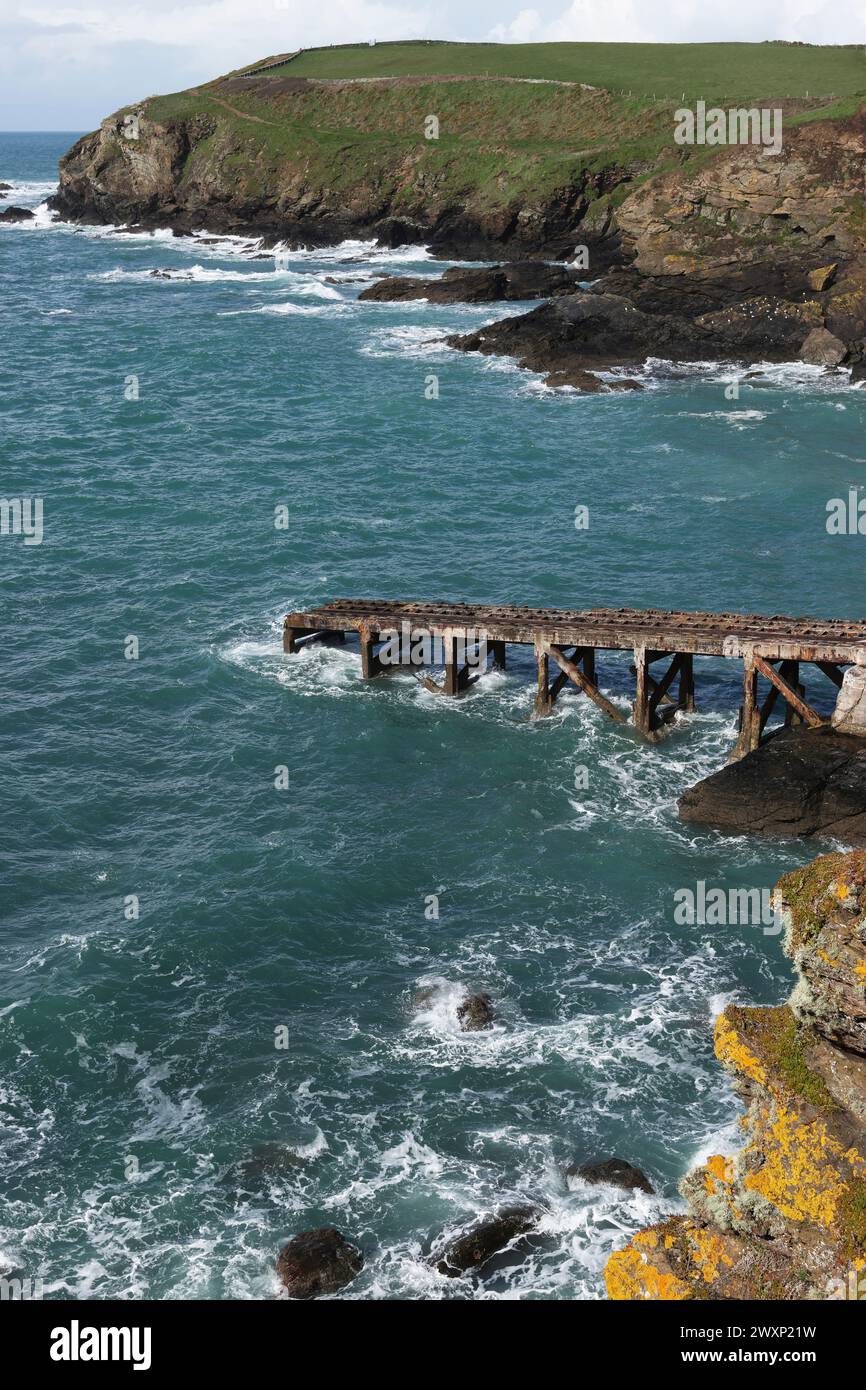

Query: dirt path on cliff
[190,89,277,125]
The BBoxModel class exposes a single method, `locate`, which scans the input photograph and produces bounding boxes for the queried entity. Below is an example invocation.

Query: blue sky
[2,0,865,129]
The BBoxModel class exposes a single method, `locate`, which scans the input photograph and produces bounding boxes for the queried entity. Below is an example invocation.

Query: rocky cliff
[51,60,866,376]
[50,72,648,260]
[605,849,866,1301]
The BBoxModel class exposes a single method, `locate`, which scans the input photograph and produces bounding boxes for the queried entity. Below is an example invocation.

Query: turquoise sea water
[2,131,865,1300]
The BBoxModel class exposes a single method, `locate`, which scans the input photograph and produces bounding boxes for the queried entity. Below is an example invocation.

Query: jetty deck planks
[283,600,866,755]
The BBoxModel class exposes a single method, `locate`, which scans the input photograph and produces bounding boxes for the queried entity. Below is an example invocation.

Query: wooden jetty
[283,600,865,756]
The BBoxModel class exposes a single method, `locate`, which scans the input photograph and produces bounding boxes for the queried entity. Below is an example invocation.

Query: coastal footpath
[605,849,866,1301]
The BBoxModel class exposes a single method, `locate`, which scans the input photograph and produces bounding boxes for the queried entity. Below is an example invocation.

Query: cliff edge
[605,850,866,1300]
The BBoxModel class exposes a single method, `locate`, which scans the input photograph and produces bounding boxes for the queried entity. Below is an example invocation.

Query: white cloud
[543,0,655,43]
[490,8,543,43]
[17,0,430,66]
[499,0,866,44]
[3,0,866,128]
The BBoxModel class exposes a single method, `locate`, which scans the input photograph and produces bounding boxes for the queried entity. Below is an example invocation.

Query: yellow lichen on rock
[704,1153,734,1194]
[714,1009,768,1086]
[604,1226,693,1301]
[605,849,866,1300]
[688,1225,734,1284]
[741,1096,853,1228]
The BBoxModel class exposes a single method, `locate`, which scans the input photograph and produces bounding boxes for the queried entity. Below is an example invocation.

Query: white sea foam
[94,264,343,296]
[219,299,349,318]
[360,323,451,359]
[679,409,769,429]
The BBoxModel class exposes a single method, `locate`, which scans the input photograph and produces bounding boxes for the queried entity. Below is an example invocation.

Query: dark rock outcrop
[567,1157,655,1194]
[359,262,580,304]
[800,326,847,365]
[448,275,844,387]
[435,1205,541,1277]
[0,206,34,222]
[457,991,495,1031]
[276,1228,363,1299]
[678,727,866,845]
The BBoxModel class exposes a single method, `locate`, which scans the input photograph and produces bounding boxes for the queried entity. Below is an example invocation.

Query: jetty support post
[733,651,759,759]
[633,649,696,739]
[534,642,552,716]
[679,653,696,713]
[359,622,383,680]
[633,645,650,735]
[780,660,803,727]
[443,635,459,696]
[283,620,346,655]
[490,640,507,671]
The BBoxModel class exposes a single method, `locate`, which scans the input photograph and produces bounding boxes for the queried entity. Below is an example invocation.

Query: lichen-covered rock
[808,263,838,292]
[605,849,866,1300]
[777,851,866,1056]
[605,1216,802,1301]
[276,1228,363,1299]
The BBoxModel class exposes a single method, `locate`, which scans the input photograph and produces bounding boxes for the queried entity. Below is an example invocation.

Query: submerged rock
[457,991,495,1031]
[542,366,643,392]
[276,1228,363,1299]
[605,850,866,1301]
[678,726,866,845]
[0,206,34,222]
[224,1141,311,1187]
[567,1157,654,1194]
[435,1206,541,1277]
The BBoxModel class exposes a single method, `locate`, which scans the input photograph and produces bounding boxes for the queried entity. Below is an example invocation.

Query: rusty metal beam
[752,654,827,728]
[547,644,626,724]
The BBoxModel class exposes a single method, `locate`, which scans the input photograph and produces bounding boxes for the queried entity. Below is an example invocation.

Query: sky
[1,0,866,129]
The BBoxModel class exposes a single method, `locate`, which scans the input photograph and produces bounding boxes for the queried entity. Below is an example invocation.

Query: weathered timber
[546,644,627,724]
[283,601,865,750]
[285,601,865,663]
[550,646,587,702]
[753,654,826,729]
[359,623,383,680]
[534,643,551,717]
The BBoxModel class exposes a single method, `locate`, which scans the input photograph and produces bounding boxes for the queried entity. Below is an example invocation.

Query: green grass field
[264,40,866,102]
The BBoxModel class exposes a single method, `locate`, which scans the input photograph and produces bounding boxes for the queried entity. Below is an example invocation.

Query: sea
[1,130,864,1300]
